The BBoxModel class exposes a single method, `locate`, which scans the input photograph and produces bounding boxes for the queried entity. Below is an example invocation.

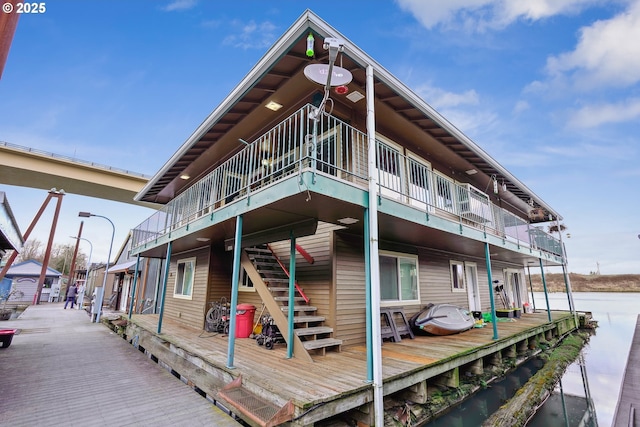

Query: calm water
[532,291,640,427]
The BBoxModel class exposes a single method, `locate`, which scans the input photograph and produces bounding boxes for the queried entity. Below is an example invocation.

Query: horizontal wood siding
[334,232,366,346]
[163,247,210,329]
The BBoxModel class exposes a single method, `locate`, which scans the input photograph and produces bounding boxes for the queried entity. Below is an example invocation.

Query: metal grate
[221,387,279,423]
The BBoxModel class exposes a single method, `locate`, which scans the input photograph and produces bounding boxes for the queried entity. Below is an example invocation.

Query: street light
[70,235,92,310]
[79,212,115,323]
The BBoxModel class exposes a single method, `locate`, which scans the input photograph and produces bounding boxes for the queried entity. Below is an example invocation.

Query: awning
[106,260,137,274]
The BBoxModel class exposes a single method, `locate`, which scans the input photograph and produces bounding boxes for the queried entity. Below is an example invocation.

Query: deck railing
[132,104,563,259]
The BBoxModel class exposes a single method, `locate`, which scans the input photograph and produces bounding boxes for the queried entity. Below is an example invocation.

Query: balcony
[132,104,563,258]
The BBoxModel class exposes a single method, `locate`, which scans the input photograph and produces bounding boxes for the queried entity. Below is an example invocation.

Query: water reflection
[422,358,546,427]
[533,292,640,426]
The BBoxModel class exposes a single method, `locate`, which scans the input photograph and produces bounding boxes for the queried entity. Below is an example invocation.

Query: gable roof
[5,260,63,277]
[135,9,560,221]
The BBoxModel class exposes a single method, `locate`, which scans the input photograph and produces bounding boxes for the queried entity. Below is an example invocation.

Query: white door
[504,269,524,309]
[465,262,481,311]
[119,276,131,312]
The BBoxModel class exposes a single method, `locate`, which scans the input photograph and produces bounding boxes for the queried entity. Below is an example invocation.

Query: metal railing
[132,104,563,258]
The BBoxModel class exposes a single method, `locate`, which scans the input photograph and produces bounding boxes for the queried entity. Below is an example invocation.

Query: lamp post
[79,212,114,323]
[70,235,92,310]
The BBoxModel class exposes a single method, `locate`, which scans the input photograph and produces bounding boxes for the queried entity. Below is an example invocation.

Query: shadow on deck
[119,310,576,426]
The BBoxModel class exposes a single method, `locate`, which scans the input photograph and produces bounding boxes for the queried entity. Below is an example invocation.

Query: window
[380,252,419,304]
[174,258,195,299]
[239,269,255,292]
[407,153,432,211]
[434,171,455,213]
[450,261,465,292]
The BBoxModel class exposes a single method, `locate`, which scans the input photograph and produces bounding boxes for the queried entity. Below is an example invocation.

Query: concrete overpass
[0,141,157,208]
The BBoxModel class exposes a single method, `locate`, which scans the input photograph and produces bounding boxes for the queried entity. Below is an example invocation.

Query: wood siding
[163,246,211,329]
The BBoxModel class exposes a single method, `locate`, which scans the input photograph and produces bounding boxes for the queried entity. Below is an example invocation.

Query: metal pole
[66,221,84,295]
[226,214,243,369]
[366,64,384,427]
[93,215,115,323]
[157,241,172,333]
[364,208,373,382]
[539,258,552,322]
[34,192,64,304]
[287,232,296,359]
[484,242,499,340]
[128,255,141,319]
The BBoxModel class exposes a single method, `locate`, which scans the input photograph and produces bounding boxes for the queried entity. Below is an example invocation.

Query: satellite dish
[304,64,353,87]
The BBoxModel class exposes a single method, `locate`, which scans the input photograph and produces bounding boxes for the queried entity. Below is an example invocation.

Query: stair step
[274,296,306,303]
[295,326,333,336]
[293,315,326,323]
[302,337,342,351]
[246,247,271,254]
[281,305,317,312]
[264,278,291,283]
[268,286,304,293]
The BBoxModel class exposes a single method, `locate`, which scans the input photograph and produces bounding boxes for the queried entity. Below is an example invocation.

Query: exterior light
[265,101,283,111]
[180,174,190,180]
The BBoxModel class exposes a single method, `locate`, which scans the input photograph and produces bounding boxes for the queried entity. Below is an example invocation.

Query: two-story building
[126,10,572,426]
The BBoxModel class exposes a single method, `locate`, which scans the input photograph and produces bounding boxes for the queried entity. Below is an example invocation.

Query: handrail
[131,103,563,260]
[266,244,310,304]
[295,244,314,264]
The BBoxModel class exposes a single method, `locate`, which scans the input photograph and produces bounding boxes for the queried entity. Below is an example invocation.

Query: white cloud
[545,1,640,89]
[395,0,604,31]
[162,0,198,12]
[414,83,480,108]
[567,98,640,128]
[513,100,530,114]
[222,20,278,50]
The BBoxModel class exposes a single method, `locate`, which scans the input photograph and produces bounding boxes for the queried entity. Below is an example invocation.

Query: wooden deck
[123,310,576,426]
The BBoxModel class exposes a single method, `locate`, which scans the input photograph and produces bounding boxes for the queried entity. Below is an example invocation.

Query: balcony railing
[132,104,563,259]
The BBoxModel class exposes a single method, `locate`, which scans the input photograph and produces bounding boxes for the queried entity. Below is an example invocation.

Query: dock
[0,303,241,426]
[613,314,640,427]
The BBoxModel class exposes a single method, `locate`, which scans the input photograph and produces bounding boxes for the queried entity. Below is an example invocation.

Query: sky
[1,0,639,274]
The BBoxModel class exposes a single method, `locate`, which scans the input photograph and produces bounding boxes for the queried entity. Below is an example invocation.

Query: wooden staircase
[242,244,341,362]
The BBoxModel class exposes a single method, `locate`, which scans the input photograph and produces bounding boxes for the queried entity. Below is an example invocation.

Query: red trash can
[235,304,256,338]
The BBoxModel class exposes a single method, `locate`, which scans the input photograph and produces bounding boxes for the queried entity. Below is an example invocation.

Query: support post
[539,258,552,322]
[366,64,384,427]
[128,254,141,319]
[287,233,296,359]
[227,214,243,369]
[34,192,64,304]
[484,242,499,340]
[527,265,536,312]
[364,208,373,382]
[157,241,172,333]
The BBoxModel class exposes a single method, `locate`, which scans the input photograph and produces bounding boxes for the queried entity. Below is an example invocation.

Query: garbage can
[235,304,256,338]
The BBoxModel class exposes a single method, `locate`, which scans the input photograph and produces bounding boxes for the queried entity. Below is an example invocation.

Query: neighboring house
[4,260,62,305]
[106,232,162,313]
[0,191,23,263]
[130,10,567,363]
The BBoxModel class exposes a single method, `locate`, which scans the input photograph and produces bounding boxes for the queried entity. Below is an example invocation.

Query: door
[504,269,525,309]
[465,262,481,312]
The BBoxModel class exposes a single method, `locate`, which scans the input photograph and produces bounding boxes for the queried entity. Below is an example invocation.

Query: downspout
[128,254,141,319]
[226,214,243,369]
[157,241,172,333]
[366,64,384,427]
[364,208,373,382]
[287,233,296,359]
[484,242,499,340]
[539,258,552,322]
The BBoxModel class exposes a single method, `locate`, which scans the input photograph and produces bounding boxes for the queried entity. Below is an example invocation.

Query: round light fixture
[335,85,349,95]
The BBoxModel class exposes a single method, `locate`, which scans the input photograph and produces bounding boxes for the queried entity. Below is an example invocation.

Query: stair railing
[266,244,310,304]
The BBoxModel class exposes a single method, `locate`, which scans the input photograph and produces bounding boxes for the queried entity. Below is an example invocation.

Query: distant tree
[49,243,87,277]
[15,239,44,263]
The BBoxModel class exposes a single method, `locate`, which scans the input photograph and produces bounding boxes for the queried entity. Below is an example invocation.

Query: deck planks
[127,310,572,421]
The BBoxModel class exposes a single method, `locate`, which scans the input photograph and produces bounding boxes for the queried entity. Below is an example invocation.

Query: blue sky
[1,0,639,274]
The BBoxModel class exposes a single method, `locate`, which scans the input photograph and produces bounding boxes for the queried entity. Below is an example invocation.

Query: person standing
[64,282,78,309]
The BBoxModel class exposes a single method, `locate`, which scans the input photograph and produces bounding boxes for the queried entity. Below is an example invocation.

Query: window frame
[449,260,466,292]
[173,257,196,300]
[379,250,420,306]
